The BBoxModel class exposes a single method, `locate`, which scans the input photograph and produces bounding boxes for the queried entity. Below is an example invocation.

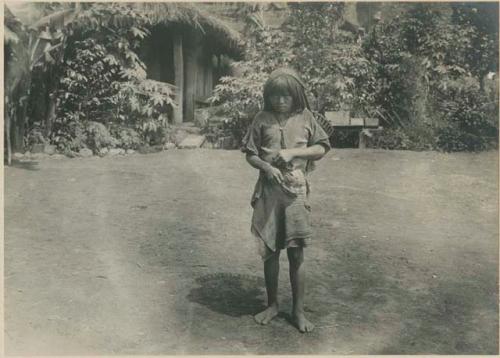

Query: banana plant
[4,3,80,164]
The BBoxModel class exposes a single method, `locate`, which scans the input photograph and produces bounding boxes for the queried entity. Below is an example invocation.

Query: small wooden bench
[324,111,381,148]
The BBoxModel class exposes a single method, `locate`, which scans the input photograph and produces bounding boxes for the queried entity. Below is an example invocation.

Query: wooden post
[358,129,366,149]
[205,61,213,95]
[184,32,203,123]
[5,96,12,165]
[184,48,195,123]
[173,34,184,124]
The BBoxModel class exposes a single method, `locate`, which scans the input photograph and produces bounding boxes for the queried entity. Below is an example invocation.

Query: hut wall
[140,26,222,123]
[184,31,215,122]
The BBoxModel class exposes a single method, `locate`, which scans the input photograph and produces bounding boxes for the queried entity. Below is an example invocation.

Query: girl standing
[242,68,330,333]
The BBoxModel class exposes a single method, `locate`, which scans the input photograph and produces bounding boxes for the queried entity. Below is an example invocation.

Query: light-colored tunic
[242,109,330,258]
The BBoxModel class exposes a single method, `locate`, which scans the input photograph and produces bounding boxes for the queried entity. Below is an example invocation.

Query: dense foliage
[4,2,74,162]
[211,3,498,151]
[10,3,177,155]
[361,4,498,150]
[210,3,378,145]
[285,3,376,115]
[6,2,499,157]
[51,3,177,153]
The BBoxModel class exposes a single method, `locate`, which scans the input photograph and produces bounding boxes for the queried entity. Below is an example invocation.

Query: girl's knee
[264,249,280,263]
[287,247,304,266]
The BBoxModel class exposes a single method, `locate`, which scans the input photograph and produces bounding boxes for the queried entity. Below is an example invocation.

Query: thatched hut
[117,3,244,123]
[5,3,244,156]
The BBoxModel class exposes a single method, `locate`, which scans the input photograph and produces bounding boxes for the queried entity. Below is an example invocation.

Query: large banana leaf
[30,9,77,30]
[4,27,19,44]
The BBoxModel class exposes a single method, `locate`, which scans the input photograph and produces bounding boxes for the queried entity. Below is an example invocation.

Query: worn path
[5,149,498,354]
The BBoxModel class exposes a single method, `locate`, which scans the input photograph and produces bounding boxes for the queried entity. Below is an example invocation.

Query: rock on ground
[44,145,57,155]
[164,142,177,150]
[108,148,125,156]
[79,148,93,158]
[178,135,206,149]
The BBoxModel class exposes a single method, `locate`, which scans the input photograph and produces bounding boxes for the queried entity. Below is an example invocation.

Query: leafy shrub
[56,38,123,127]
[210,73,266,122]
[209,21,296,124]
[372,128,412,150]
[363,3,498,151]
[112,127,142,150]
[50,3,175,152]
[116,80,175,145]
[210,3,375,146]
[434,77,498,151]
[85,121,118,153]
[373,125,436,151]
[436,126,481,152]
[25,125,48,148]
[285,3,376,114]
[52,119,87,152]
[221,116,252,147]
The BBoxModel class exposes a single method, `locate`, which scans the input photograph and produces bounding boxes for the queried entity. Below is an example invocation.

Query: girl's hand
[275,149,295,167]
[264,165,284,185]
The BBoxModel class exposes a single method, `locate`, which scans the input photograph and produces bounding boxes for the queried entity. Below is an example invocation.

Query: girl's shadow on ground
[187,273,266,317]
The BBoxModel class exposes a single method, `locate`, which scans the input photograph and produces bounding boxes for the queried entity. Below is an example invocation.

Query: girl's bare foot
[254,304,279,325]
[292,312,315,333]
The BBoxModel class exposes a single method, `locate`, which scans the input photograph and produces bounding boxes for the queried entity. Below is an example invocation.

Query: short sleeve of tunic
[306,110,331,152]
[241,114,262,156]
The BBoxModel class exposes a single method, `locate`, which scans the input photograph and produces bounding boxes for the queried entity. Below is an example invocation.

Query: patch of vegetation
[211,3,498,151]
[5,3,498,156]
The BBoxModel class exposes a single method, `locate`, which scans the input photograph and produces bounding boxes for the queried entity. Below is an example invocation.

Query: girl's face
[269,94,293,114]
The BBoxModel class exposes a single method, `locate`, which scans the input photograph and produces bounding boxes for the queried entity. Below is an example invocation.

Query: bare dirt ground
[4,149,499,355]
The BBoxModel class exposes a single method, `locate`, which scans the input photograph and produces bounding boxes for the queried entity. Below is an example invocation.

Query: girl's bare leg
[254,251,280,325]
[288,247,315,333]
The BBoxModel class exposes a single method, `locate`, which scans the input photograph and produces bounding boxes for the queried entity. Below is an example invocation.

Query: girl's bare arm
[246,154,284,184]
[276,144,327,163]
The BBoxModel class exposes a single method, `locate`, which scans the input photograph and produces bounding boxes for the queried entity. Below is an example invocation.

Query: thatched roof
[137,3,244,58]
[75,3,244,59]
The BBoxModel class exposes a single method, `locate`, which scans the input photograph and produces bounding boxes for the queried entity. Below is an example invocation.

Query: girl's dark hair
[263,73,310,112]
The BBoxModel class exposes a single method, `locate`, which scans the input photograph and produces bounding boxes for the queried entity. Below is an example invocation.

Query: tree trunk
[44,67,54,137]
[13,97,28,151]
[11,73,32,152]
[45,95,57,137]
[173,33,184,124]
[5,97,12,165]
